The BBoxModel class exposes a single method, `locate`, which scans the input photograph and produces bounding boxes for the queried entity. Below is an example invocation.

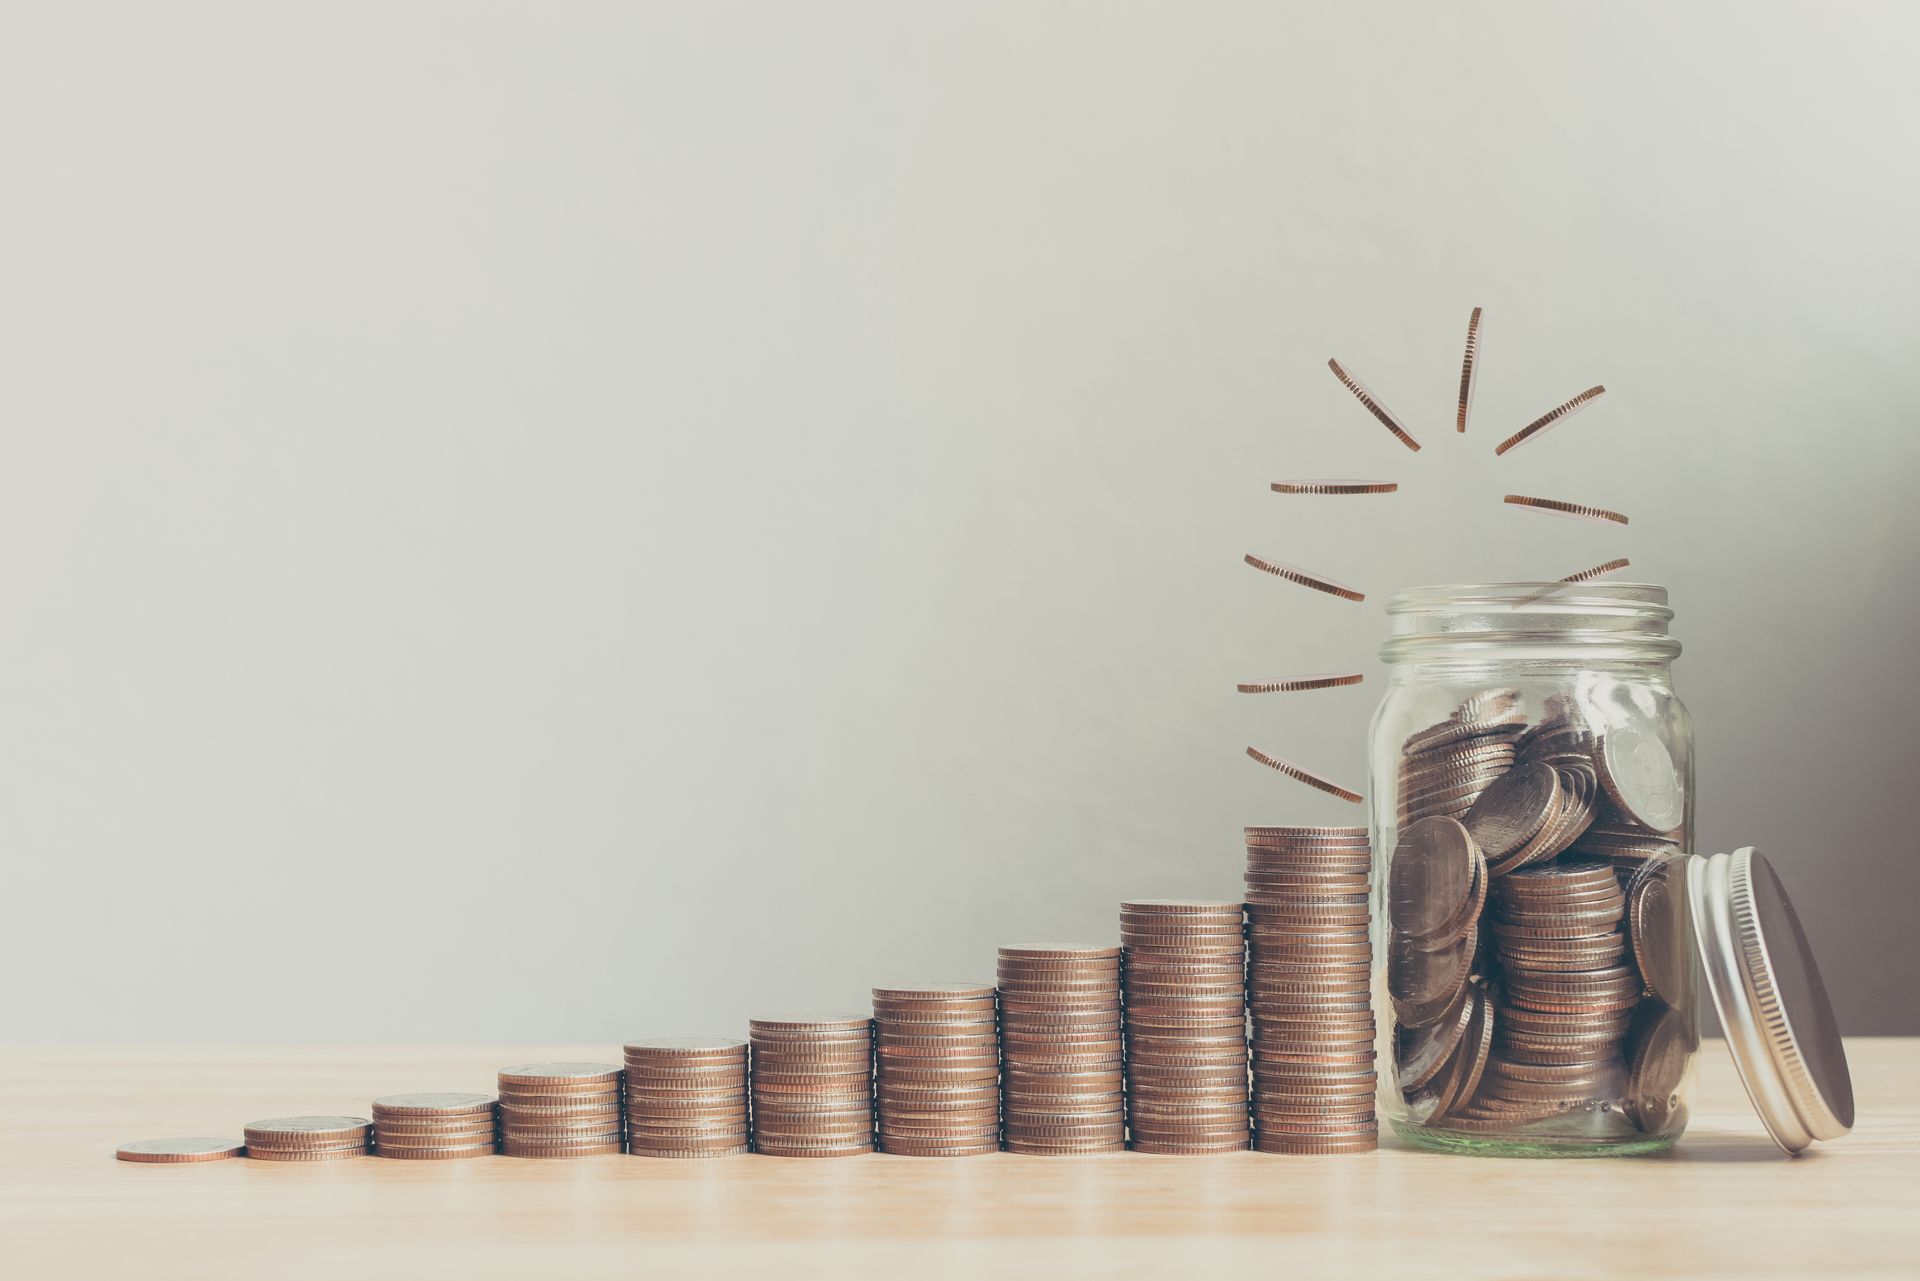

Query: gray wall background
[4,2,1916,1041]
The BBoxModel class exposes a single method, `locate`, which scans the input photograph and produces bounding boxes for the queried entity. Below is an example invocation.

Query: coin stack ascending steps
[371,1092,498,1159]
[623,1037,750,1158]
[242,1115,372,1161]
[748,1014,875,1157]
[872,985,1001,1156]
[1244,826,1378,1153]
[496,1062,624,1158]
[996,945,1126,1154]
[1120,900,1250,1153]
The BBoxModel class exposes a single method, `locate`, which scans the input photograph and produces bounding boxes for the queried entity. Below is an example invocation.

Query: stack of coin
[241,1115,372,1161]
[623,1038,749,1158]
[1571,820,1683,892]
[1460,859,1634,1123]
[1385,815,1493,1126]
[872,985,1001,1156]
[748,1014,874,1157]
[496,1062,624,1158]
[1244,826,1377,1154]
[370,1093,497,1159]
[996,945,1125,1154]
[1120,900,1249,1153]
[1397,689,1526,825]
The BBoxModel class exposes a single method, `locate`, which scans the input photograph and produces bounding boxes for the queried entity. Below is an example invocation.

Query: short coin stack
[1244,826,1378,1153]
[1120,900,1249,1153]
[371,1092,497,1159]
[241,1115,372,1161]
[1398,690,1526,825]
[872,985,1001,1156]
[748,1014,874,1157]
[996,945,1125,1154]
[1469,859,1635,1124]
[623,1038,749,1158]
[496,1062,624,1158]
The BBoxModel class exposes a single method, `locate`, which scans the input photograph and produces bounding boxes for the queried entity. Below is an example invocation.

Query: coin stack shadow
[241,1115,372,1161]
[623,1038,750,1158]
[370,1093,498,1160]
[996,945,1126,1155]
[1120,900,1251,1153]
[872,985,1001,1156]
[748,1014,875,1157]
[497,1062,624,1158]
[1243,827,1378,1154]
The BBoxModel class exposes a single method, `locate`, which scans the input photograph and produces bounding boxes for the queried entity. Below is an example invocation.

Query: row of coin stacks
[123,850,1388,1161]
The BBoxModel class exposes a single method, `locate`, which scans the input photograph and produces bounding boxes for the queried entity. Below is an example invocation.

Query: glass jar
[1369,582,1699,1156]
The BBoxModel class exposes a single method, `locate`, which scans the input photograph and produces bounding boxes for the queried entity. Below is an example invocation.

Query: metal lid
[1686,848,1855,1154]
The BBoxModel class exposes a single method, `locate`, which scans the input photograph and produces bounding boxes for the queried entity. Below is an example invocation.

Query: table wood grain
[2,1039,1913,1279]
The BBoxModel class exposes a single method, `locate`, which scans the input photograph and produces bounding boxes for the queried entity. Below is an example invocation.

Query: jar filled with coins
[1369,581,1697,1155]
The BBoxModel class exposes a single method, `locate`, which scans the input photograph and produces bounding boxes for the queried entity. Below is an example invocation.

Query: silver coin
[1463,760,1558,859]
[371,1093,495,1112]
[497,1062,622,1082]
[1597,721,1685,832]
[243,1115,370,1135]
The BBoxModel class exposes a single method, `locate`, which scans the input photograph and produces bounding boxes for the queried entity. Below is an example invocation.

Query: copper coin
[1245,747,1364,803]
[1493,384,1606,456]
[1269,480,1399,496]
[1242,554,1367,603]
[1327,356,1422,452]
[1504,493,1628,526]
[242,1116,372,1144]
[1388,933,1474,1027]
[116,1137,245,1164]
[1388,816,1479,940]
[1456,305,1485,433]
[244,1147,369,1162]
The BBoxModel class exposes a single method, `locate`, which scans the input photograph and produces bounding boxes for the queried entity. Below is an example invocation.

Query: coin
[1387,817,1479,941]
[1457,306,1484,433]
[116,1137,245,1164]
[1245,747,1364,804]
[1598,720,1685,833]
[1269,480,1399,495]
[371,1093,495,1116]
[1236,672,1365,694]
[1242,554,1367,603]
[497,1062,622,1086]
[1492,384,1606,455]
[1461,761,1556,860]
[1327,357,1423,452]
[1503,494,1629,526]
[243,1116,373,1145]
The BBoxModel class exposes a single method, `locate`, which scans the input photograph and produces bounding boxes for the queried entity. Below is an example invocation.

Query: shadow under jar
[1370,582,1699,1157]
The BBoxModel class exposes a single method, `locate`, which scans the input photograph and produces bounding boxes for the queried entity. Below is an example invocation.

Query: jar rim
[1386,581,1670,615]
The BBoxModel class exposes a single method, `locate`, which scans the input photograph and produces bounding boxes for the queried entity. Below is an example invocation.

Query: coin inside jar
[1387,817,1479,942]
[1627,856,1687,1005]
[1462,759,1557,859]
[1597,720,1685,833]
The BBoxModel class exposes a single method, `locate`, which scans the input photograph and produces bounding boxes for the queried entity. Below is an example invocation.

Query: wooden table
[3,1039,1912,1279]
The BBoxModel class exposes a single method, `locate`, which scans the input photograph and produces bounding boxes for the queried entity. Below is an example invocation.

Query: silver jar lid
[1686,848,1855,1154]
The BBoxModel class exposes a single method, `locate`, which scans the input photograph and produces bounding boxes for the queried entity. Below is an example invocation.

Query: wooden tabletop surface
[3,1038,1913,1279]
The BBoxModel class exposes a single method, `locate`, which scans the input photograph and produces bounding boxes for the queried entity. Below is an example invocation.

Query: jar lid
[1686,848,1855,1154]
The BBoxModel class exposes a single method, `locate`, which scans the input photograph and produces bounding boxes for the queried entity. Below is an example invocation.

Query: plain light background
[3,2,1916,1041]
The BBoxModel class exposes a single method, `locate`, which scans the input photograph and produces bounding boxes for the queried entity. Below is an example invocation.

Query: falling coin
[1269,480,1400,495]
[1457,307,1484,433]
[1236,673,1364,694]
[1327,358,1423,452]
[1503,494,1629,526]
[1493,385,1606,456]
[1245,747,1363,804]
[1243,554,1366,603]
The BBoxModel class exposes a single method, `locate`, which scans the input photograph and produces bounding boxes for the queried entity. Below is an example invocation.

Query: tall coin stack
[1467,858,1636,1124]
[1120,900,1250,1153]
[370,1093,497,1160]
[623,1038,750,1158]
[496,1062,624,1158]
[872,985,1001,1156]
[1243,826,1378,1154]
[748,1014,875,1157]
[996,945,1126,1154]
[241,1115,372,1161]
